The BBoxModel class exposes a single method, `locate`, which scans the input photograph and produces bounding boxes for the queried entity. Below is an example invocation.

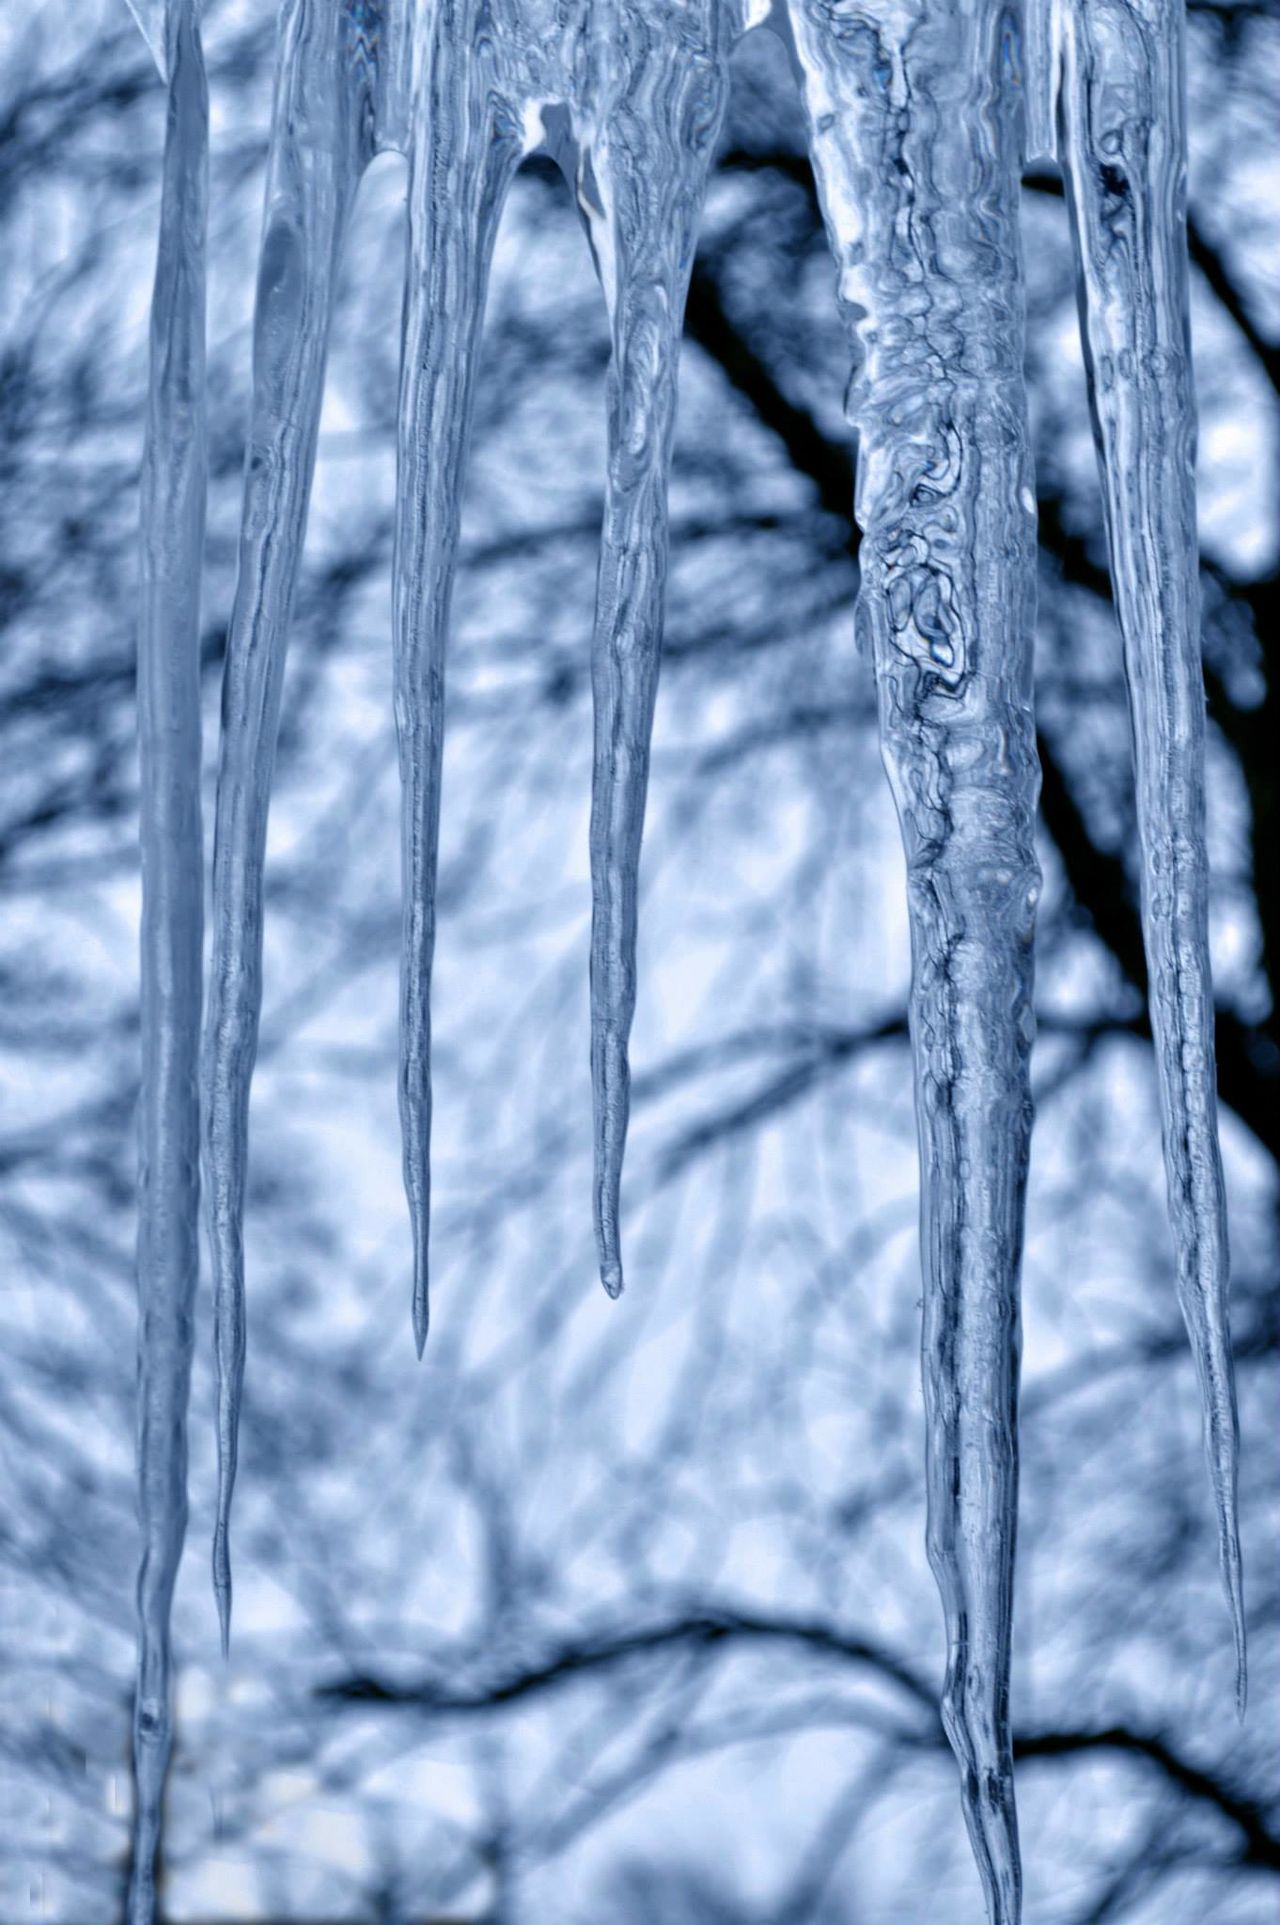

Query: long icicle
[129,2,207,1919]
[585,4,732,1297]
[394,7,522,1356]
[1055,0,1245,1704]
[787,2,1041,1917]
[204,0,372,1649]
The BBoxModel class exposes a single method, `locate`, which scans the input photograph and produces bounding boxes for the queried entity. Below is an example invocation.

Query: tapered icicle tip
[591,1030,630,1300]
[412,1277,429,1360]
[213,1529,231,1660]
[1226,1543,1248,1720]
[1205,1345,1249,1717]
[409,1198,430,1355]
[943,1703,1022,1925]
[123,0,168,80]
[593,1149,626,1299]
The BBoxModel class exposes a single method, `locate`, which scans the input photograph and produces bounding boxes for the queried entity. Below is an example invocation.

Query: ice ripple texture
[124,2,1244,1922]
[788,3,1039,1914]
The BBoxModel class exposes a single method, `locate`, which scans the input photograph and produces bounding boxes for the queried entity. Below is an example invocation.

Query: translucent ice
[1051,0,1246,1706]
[203,0,389,1650]
[785,1,1041,1916]
[119,0,1241,1911]
[129,2,207,1918]
[126,0,169,82]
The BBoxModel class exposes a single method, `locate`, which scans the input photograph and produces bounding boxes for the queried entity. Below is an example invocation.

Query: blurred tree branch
[317,1612,1280,1872]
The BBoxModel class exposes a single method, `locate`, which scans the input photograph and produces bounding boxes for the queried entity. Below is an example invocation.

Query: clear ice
[786,2,1039,1914]
[204,0,747,1620]
[1049,0,1246,1709]
[203,0,385,1657]
[124,0,1244,1917]
[129,2,207,1920]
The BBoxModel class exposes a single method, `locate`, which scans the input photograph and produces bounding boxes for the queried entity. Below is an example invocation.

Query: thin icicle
[126,0,169,82]
[129,2,206,1919]
[786,2,1040,1918]
[203,0,381,1648]
[394,3,522,1357]
[1055,0,1245,1703]
[583,5,732,1297]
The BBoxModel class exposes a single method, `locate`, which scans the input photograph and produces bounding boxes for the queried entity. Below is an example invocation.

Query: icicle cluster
[124,1,1243,1920]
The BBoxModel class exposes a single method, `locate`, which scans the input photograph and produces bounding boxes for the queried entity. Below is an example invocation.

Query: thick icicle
[584,4,732,1297]
[129,2,207,1919]
[203,0,379,1648]
[1055,0,1245,1703]
[393,4,522,1357]
[786,3,1040,1918]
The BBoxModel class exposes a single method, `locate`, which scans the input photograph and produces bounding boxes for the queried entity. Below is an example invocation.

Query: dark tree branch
[686,256,858,541]
[316,1614,1280,1873]
[683,249,1280,1163]
[317,1608,937,1716]
[1015,1728,1280,1873]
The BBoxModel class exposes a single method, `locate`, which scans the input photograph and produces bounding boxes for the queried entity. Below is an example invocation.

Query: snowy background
[2,2,1277,1921]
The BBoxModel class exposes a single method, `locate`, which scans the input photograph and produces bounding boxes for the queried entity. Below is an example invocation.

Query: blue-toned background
[2,2,1276,1919]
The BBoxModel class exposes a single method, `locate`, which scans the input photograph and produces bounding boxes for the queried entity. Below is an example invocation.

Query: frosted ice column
[1055,0,1245,1701]
[129,4,207,1919]
[786,3,1041,1919]
[203,0,387,1648]
[585,6,731,1297]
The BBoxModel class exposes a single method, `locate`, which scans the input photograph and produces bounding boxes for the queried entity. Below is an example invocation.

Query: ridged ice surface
[122,0,1243,1911]
[203,0,386,1647]
[394,0,737,1340]
[129,3,207,1920]
[204,0,745,1627]
[785,2,1039,1916]
[1049,0,1246,1705]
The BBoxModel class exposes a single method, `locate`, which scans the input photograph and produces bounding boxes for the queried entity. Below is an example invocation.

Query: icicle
[203,0,384,1648]
[1055,0,1245,1705]
[786,3,1040,1919]
[126,0,169,82]
[129,3,206,1919]
[1023,0,1060,164]
[583,7,732,1297]
[393,5,522,1357]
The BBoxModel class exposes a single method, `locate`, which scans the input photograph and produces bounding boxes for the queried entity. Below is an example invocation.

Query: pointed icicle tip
[412,1284,429,1360]
[213,1532,231,1659]
[1230,1570,1248,1721]
[124,0,169,81]
[593,1151,625,1297]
